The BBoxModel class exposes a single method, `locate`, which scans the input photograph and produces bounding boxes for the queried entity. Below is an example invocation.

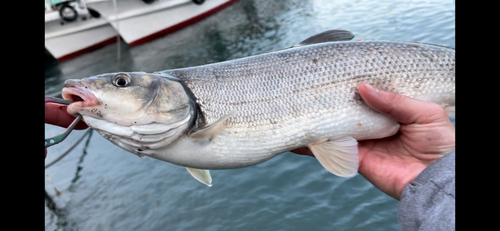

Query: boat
[45,0,238,62]
[86,0,238,46]
[45,0,119,61]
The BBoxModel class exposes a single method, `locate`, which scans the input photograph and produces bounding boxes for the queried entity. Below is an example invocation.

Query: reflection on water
[45,0,454,230]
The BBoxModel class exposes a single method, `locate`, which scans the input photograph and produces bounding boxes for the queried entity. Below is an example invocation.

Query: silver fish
[62,30,455,186]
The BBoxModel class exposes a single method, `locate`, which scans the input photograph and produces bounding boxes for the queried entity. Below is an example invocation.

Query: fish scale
[164,40,453,132]
[159,40,453,163]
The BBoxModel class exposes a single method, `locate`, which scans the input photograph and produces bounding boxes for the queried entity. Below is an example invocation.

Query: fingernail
[363,83,379,93]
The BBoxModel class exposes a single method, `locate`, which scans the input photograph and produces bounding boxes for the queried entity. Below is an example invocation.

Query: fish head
[62,72,193,156]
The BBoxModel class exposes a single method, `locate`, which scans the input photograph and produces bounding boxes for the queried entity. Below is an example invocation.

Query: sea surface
[44,0,455,230]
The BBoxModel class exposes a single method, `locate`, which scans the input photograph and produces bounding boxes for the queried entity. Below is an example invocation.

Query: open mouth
[64,93,84,103]
[62,86,100,116]
[62,87,89,104]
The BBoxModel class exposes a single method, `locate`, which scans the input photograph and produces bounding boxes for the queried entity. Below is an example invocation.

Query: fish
[62,30,455,186]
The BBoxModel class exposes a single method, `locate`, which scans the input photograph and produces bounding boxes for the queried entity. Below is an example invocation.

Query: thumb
[358,83,447,125]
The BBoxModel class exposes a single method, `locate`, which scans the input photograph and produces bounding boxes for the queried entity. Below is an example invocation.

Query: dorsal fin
[293,30,355,47]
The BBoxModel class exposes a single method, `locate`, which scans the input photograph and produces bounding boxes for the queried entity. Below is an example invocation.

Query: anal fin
[309,136,359,177]
[186,167,212,187]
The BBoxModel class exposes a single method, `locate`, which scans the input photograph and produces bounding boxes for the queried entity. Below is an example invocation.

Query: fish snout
[64,79,81,88]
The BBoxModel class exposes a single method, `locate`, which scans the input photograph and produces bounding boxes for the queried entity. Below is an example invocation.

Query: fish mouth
[62,86,100,117]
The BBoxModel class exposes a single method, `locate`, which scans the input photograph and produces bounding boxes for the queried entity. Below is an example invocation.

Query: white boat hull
[45,21,118,61]
[45,0,237,61]
[45,1,119,61]
[87,0,237,46]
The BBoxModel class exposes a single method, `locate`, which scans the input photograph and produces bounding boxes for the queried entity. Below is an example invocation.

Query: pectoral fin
[189,110,237,140]
[309,137,359,177]
[186,167,212,187]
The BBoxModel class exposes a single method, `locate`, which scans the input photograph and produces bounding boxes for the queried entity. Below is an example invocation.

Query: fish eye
[116,78,127,86]
[112,73,130,87]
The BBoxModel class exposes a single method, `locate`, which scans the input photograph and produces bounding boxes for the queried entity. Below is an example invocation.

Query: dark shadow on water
[45,48,58,69]
[45,130,94,230]
[69,130,94,190]
[45,189,69,228]
[45,189,62,217]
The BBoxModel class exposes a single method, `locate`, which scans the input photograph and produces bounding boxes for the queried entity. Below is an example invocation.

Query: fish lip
[62,86,100,117]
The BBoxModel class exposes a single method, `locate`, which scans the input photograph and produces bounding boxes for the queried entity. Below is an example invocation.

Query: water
[44,0,455,230]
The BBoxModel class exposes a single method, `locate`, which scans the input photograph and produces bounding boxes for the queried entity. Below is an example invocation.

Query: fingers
[45,103,89,130]
[358,83,447,125]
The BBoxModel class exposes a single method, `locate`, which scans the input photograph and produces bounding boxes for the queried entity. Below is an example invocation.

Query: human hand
[45,102,88,158]
[291,83,455,200]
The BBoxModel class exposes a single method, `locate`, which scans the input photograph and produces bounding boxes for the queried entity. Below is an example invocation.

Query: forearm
[397,151,455,230]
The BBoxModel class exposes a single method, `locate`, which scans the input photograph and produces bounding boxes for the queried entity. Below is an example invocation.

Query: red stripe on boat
[57,0,239,62]
[58,36,120,62]
[129,0,239,47]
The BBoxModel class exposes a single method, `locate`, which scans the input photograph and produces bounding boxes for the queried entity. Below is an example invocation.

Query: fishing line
[45,172,63,197]
[45,129,93,169]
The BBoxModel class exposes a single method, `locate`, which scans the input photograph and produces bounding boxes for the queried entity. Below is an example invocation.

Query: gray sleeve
[397,151,455,231]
